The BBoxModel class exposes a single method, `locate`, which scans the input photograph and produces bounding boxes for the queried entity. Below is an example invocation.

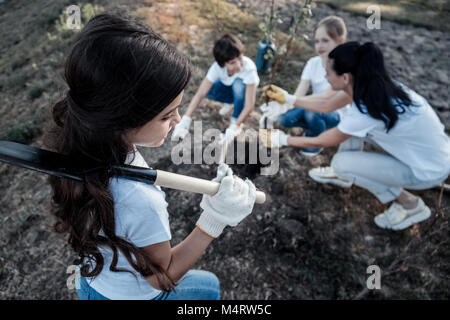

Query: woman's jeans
[331,137,448,203]
[206,78,246,120]
[278,108,340,153]
[77,269,220,300]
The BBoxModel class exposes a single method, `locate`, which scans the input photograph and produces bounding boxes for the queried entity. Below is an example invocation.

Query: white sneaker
[300,148,323,157]
[219,103,233,115]
[308,166,352,188]
[374,198,431,231]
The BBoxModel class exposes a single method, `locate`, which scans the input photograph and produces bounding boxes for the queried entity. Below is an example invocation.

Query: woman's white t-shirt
[206,55,260,87]
[83,148,171,300]
[338,83,450,181]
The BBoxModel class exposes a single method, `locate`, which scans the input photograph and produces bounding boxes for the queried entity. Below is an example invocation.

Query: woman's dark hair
[44,13,191,291]
[213,34,244,67]
[329,41,412,131]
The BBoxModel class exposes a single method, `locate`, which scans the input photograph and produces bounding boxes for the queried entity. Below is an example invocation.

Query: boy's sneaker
[301,148,323,157]
[219,103,233,115]
[374,198,431,231]
[308,166,353,188]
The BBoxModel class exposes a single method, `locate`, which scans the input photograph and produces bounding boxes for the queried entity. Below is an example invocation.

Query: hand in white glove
[171,115,191,141]
[196,163,256,238]
[259,129,289,148]
[219,123,242,145]
[260,100,290,122]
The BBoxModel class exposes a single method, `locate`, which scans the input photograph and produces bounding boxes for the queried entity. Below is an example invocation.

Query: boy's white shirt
[80,147,171,300]
[338,83,450,181]
[206,55,260,87]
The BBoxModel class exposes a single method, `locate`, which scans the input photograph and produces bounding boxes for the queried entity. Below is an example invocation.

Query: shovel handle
[155,170,266,204]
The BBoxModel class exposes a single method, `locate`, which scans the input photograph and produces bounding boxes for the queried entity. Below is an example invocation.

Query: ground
[0,0,449,300]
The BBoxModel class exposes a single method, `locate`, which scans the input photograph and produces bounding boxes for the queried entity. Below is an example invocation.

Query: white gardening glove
[196,163,256,238]
[260,100,291,123]
[171,115,191,141]
[259,129,289,148]
[219,123,242,146]
[262,84,296,109]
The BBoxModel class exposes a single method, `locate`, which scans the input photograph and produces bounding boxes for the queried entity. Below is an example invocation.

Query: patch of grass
[28,83,45,100]
[317,0,450,31]
[10,54,29,71]
[195,0,260,34]
[5,70,29,89]
[5,121,42,145]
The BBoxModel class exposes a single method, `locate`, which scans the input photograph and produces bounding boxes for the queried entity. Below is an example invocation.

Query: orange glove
[262,85,285,104]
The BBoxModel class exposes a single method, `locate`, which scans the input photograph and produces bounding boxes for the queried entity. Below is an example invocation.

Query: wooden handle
[155,170,266,204]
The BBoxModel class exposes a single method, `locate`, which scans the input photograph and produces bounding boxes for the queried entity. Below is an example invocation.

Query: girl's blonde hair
[314,16,347,43]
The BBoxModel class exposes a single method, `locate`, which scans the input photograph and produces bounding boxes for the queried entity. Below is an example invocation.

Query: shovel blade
[0,140,84,181]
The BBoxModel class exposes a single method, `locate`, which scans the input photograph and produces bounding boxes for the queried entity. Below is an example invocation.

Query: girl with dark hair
[261,41,450,230]
[45,13,256,300]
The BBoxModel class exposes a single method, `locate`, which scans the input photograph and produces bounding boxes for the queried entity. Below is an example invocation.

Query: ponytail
[329,42,412,131]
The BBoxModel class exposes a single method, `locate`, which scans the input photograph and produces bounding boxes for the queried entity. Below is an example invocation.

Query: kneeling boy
[172,34,259,143]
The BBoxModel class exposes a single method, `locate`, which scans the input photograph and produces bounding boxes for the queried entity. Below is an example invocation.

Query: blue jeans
[278,108,340,153]
[77,269,220,300]
[206,78,246,120]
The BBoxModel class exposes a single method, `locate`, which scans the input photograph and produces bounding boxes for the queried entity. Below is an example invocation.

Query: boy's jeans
[77,269,220,300]
[278,108,340,153]
[206,78,246,120]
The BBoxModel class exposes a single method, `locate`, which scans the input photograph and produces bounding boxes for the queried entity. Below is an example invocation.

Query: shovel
[0,140,266,204]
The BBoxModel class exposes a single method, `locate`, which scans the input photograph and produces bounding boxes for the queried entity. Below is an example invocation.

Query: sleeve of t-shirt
[242,58,260,86]
[114,181,172,248]
[337,104,382,137]
[243,69,260,86]
[300,58,314,81]
[205,62,220,83]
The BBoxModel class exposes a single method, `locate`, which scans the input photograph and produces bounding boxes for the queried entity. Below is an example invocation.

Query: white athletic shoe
[308,166,353,188]
[301,148,323,157]
[219,103,233,116]
[374,198,431,231]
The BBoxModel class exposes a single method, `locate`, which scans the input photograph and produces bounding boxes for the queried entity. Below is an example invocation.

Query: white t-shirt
[301,55,349,117]
[83,148,171,300]
[206,55,260,87]
[338,83,450,181]
[301,56,330,94]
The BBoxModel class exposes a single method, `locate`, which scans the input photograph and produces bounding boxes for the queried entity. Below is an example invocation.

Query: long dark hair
[44,13,191,291]
[329,41,412,131]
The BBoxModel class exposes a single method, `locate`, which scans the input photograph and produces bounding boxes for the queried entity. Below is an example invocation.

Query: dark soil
[0,0,449,300]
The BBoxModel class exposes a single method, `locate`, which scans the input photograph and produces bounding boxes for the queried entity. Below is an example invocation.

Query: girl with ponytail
[262,41,450,231]
[44,13,256,300]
